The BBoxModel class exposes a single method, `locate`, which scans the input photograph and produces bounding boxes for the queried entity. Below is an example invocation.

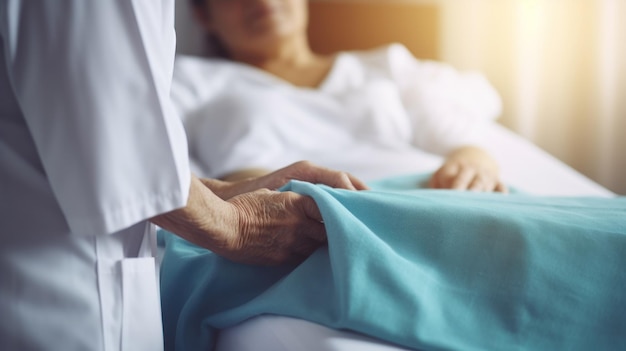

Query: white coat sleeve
[0,1,190,235]
[386,44,502,156]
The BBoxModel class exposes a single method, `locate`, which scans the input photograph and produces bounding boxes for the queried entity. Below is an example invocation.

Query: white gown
[171,44,502,181]
[0,1,189,350]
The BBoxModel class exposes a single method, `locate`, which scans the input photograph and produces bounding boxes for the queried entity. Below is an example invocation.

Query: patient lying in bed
[174,0,508,194]
[175,0,613,197]
[175,43,508,189]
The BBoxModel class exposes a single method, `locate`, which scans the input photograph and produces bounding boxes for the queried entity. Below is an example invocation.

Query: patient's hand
[429,146,507,193]
[202,161,368,199]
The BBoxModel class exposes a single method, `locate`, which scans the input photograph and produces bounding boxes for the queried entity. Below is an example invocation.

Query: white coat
[0,1,190,350]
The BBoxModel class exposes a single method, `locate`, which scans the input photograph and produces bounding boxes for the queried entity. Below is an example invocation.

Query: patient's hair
[189,0,231,59]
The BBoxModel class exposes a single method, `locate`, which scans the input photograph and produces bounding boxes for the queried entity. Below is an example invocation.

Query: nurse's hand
[214,188,327,265]
[429,146,508,193]
[250,161,368,192]
[203,161,368,199]
[152,175,328,265]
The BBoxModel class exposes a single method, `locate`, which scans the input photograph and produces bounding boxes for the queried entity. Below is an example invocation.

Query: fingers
[495,181,509,194]
[268,192,326,262]
[346,173,370,191]
[304,162,369,191]
[292,194,326,242]
[292,192,323,222]
[451,167,475,190]
[467,172,498,192]
[320,169,357,191]
[430,162,506,193]
[325,170,365,191]
[283,161,370,191]
[430,162,458,189]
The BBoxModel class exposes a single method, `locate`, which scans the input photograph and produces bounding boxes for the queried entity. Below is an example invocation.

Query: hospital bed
[172,1,614,350]
[209,122,612,351]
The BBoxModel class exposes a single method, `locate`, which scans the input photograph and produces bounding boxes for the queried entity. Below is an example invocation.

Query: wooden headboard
[307,0,440,60]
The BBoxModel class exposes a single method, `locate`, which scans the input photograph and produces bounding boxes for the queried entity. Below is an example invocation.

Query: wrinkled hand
[182,162,366,265]
[254,161,368,191]
[215,188,327,265]
[429,147,507,193]
[205,161,368,199]
[152,175,330,266]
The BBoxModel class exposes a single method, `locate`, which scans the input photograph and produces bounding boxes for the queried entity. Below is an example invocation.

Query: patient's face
[200,0,308,56]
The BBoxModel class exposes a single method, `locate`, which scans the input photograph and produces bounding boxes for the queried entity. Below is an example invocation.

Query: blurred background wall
[439,0,626,195]
[175,0,626,194]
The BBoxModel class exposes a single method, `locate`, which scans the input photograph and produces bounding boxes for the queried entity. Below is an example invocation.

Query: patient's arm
[429,146,507,193]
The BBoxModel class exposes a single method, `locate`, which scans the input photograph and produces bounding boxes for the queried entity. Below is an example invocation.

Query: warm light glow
[513,0,545,139]
[440,0,626,193]
[518,0,543,30]
[597,0,618,182]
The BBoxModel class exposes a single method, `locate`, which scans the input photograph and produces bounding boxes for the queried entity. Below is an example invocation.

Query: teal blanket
[160,175,626,351]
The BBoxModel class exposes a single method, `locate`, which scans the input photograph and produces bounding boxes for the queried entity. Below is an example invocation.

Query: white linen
[0,1,189,350]
[217,315,414,351]
[173,43,501,180]
[477,124,614,197]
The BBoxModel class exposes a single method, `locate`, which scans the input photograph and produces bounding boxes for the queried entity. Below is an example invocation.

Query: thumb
[293,193,326,242]
[297,194,323,222]
[294,194,327,243]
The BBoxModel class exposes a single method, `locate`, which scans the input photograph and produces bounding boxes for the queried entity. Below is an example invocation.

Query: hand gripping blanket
[160,176,626,351]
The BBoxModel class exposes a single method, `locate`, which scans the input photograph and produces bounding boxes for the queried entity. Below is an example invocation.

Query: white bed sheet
[477,123,613,197]
[214,122,614,351]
